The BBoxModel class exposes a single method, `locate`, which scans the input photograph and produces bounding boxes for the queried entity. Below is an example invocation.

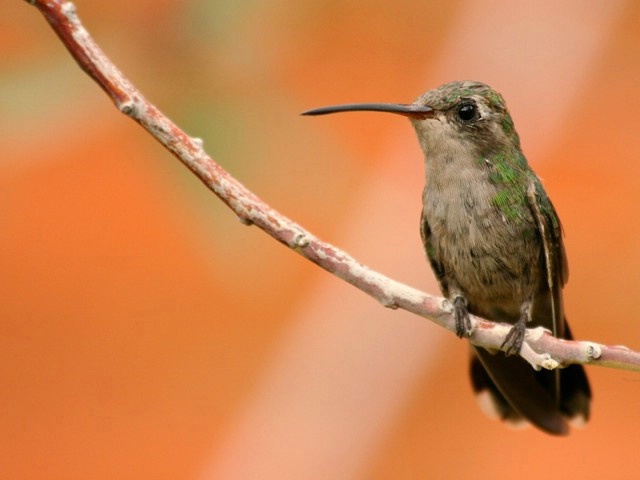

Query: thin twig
[24,0,640,374]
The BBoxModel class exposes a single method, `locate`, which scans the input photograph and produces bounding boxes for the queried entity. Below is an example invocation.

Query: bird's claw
[501,322,526,356]
[453,296,472,338]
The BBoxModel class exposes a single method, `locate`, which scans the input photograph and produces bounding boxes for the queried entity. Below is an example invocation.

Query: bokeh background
[2,1,640,479]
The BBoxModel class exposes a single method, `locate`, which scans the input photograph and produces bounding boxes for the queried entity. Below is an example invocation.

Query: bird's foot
[501,304,531,355]
[453,295,472,338]
[501,323,526,356]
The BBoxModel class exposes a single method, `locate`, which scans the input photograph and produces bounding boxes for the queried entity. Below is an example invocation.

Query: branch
[25,0,640,374]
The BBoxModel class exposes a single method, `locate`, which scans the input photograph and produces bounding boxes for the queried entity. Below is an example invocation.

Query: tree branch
[25,0,640,374]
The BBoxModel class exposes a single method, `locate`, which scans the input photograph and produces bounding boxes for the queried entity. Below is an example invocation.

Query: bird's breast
[423,163,541,316]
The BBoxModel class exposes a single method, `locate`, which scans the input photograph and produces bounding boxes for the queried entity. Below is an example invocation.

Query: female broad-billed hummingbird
[302,80,591,435]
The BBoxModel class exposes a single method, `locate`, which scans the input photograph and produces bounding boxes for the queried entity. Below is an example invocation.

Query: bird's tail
[469,321,591,435]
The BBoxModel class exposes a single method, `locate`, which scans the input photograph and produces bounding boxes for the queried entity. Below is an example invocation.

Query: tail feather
[469,307,591,435]
[469,345,591,435]
[559,364,591,426]
[472,347,569,435]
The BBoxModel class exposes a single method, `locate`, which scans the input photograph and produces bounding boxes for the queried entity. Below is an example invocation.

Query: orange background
[2,1,640,479]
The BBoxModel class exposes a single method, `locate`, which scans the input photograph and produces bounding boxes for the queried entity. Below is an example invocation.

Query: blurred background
[2,1,640,478]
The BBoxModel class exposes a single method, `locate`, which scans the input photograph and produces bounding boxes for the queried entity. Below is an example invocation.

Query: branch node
[441,298,453,315]
[237,216,253,226]
[382,298,398,309]
[192,137,204,149]
[119,100,139,119]
[61,2,77,17]
[585,342,602,361]
[520,341,554,371]
[292,233,309,249]
[539,355,560,370]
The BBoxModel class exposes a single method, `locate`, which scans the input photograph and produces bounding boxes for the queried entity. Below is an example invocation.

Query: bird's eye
[457,102,478,122]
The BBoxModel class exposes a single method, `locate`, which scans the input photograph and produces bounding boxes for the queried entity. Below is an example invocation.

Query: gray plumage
[303,80,591,435]
[413,81,589,435]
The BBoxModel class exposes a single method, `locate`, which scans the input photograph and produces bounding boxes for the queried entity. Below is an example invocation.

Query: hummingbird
[302,81,591,435]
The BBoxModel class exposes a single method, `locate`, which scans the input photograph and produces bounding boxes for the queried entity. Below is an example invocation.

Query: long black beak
[301,103,433,120]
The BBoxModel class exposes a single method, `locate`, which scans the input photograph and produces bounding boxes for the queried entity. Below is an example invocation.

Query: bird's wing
[526,179,568,337]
